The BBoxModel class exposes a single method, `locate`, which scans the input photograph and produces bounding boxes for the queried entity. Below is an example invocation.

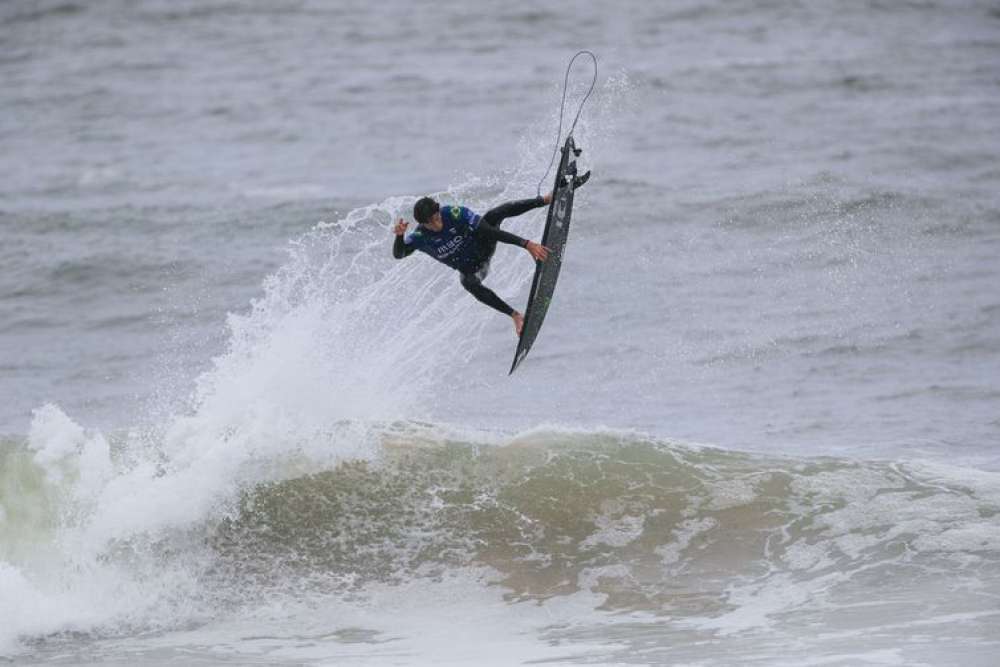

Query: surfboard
[509,135,582,374]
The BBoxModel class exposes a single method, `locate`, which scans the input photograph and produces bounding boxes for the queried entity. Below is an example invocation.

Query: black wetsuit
[392,196,546,316]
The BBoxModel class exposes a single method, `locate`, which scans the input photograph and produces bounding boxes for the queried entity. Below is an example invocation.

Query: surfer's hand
[525,241,550,262]
[394,219,408,236]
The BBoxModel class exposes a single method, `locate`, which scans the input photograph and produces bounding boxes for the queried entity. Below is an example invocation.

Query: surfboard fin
[572,170,591,190]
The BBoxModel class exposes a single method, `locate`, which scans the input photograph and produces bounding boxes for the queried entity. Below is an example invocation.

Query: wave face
[212,429,1000,607]
[4,422,999,662]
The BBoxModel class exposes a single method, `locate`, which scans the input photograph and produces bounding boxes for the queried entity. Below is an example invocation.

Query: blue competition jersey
[404,205,484,272]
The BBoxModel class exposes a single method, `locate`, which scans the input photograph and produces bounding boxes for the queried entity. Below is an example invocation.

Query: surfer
[392,176,588,336]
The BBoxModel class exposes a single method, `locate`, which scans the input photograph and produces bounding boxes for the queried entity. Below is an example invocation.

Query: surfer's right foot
[512,311,524,337]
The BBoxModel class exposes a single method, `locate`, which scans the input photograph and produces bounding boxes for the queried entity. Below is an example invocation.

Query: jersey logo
[435,235,465,257]
[450,207,461,221]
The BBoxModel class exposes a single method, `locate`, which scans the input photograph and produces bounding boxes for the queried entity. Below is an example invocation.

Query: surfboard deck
[509,135,582,374]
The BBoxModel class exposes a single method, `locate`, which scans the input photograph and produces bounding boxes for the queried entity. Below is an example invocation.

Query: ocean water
[2,0,999,664]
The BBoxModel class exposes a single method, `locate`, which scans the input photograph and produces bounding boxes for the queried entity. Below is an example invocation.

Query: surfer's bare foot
[512,311,524,336]
[543,192,553,205]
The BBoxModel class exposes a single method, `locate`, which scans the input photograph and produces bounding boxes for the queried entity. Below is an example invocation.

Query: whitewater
[2,1,999,664]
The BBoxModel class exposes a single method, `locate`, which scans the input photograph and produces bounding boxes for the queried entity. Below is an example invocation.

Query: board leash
[537,50,598,196]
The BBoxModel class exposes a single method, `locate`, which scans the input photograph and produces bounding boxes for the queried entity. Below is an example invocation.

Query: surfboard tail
[509,348,528,375]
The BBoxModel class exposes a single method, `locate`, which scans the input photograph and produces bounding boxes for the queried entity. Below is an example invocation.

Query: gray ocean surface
[2,0,999,665]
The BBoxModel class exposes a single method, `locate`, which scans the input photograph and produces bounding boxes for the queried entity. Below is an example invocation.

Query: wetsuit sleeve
[393,234,415,259]
[474,223,528,248]
[460,273,515,316]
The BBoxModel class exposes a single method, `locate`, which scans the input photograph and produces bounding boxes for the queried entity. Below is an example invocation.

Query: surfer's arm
[392,234,415,259]
[474,224,529,248]
[475,225,550,261]
[392,219,416,259]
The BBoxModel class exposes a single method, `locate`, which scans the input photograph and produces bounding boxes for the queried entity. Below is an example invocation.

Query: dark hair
[413,197,440,225]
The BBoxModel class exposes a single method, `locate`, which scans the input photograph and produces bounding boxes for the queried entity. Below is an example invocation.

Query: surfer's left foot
[512,311,524,337]
[572,170,591,190]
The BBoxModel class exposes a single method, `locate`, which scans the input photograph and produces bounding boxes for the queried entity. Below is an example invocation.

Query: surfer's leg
[460,271,514,316]
[480,196,546,228]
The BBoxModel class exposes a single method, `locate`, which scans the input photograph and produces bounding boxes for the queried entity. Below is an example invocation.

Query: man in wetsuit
[392,176,588,336]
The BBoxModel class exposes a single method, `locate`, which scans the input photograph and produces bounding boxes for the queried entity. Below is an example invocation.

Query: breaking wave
[3,418,999,654]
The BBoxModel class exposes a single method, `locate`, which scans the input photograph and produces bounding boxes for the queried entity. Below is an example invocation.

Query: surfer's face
[423,212,443,232]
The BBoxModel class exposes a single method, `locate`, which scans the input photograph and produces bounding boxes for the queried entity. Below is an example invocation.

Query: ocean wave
[3,417,998,653]
[212,428,1000,605]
